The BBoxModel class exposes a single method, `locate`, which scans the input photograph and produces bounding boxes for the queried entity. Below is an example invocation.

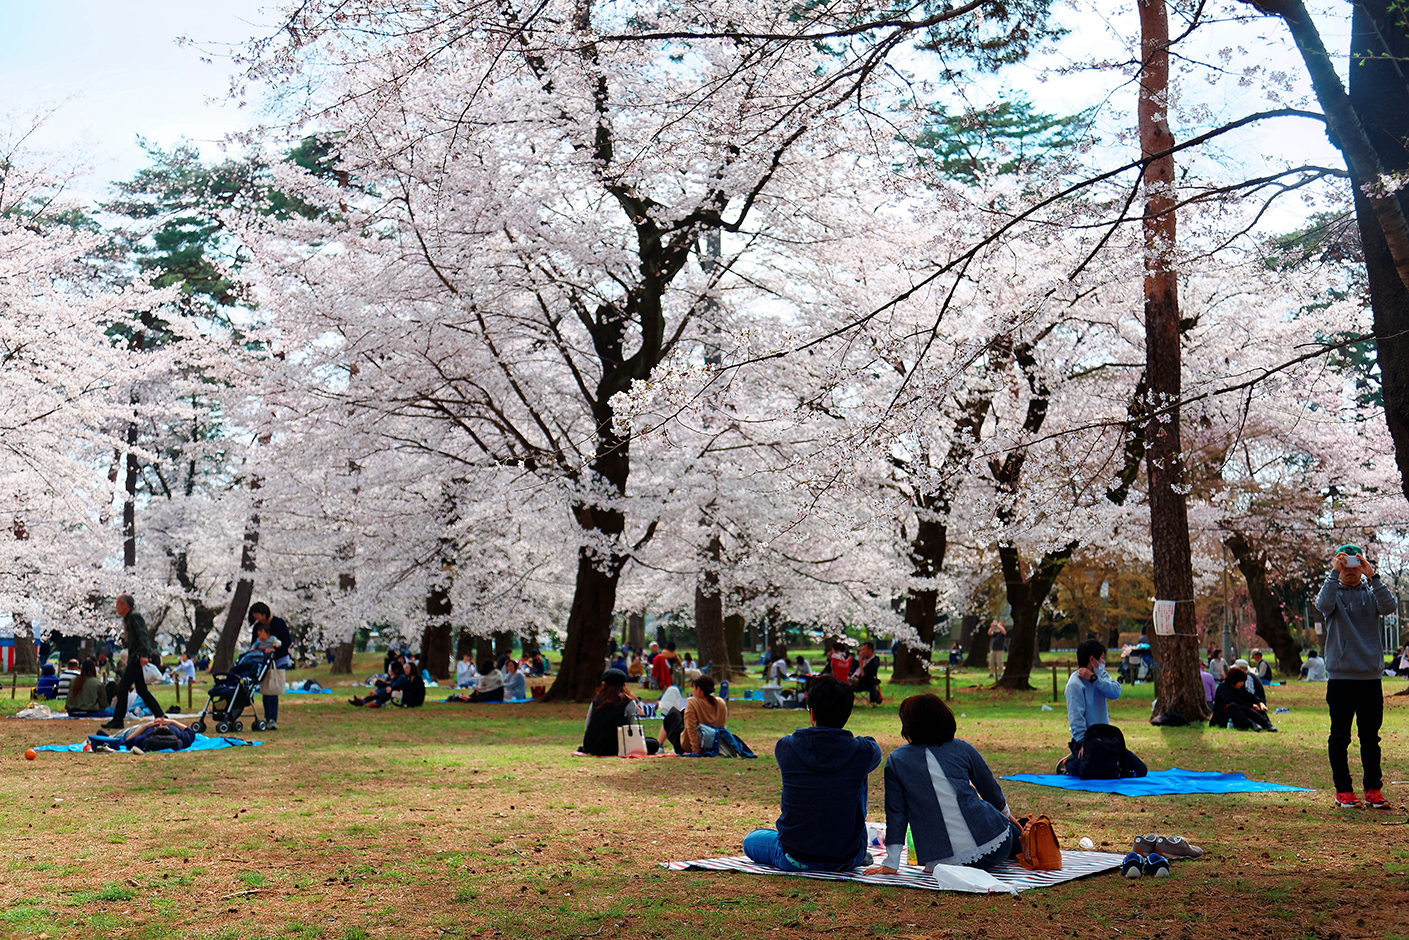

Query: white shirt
[175,659,197,681]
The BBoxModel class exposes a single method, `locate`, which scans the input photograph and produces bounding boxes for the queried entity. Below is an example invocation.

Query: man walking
[101,595,166,730]
[1316,545,1397,809]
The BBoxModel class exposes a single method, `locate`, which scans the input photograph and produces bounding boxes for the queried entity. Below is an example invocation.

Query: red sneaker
[1364,789,1391,809]
[1334,791,1362,809]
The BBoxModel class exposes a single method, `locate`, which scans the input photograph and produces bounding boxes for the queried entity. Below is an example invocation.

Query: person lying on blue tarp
[87,716,197,753]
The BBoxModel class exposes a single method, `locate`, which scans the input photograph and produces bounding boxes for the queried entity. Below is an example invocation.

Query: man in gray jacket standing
[1315,545,1397,809]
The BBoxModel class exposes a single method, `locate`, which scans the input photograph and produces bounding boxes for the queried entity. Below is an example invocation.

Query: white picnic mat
[663,844,1125,894]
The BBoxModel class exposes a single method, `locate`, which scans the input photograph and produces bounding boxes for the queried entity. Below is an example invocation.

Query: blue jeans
[742,829,868,872]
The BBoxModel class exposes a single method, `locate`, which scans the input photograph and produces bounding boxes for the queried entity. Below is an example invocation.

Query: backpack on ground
[1016,814,1062,870]
[1072,723,1129,779]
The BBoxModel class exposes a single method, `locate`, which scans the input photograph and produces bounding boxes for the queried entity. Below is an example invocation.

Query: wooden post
[188,679,193,711]
[1052,663,1059,703]
[945,667,951,701]
[10,672,15,699]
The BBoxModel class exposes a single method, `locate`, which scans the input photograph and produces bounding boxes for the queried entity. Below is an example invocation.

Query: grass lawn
[4,655,1409,940]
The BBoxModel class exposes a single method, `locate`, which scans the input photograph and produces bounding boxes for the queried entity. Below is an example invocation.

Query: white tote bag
[617,721,648,758]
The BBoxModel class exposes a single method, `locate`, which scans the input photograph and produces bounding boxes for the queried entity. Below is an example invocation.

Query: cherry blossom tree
[0,122,171,665]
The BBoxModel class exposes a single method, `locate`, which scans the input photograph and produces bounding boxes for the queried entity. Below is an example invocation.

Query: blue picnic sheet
[285,688,332,694]
[35,734,263,753]
[1001,767,1312,795]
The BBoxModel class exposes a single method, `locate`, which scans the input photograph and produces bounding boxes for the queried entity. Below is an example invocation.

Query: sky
[0,0,1353,224]
[0,0,274,199]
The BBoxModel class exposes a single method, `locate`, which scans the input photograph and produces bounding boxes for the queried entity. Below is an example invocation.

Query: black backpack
[1073,723,1129,779]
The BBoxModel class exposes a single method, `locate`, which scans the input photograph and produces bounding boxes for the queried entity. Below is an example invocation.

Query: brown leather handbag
[1016,814,1063,870]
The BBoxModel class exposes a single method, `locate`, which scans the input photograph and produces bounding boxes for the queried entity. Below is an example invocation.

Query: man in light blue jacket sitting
[1061,638,1145,776]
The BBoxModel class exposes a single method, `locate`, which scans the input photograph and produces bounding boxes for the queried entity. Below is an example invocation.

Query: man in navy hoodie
[743,675,882,871]
[1316,545,1397,809]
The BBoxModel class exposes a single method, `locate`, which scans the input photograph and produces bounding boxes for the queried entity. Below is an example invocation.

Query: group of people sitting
[1200,648,1278,730]
[609,641,699,691]
[743,675,1023,874]
[819,641,883,704]
[349,660,426,708]
[36,652,202,705]
[445,654,529,702]
[32,656,190,720]
[577,669,730,756]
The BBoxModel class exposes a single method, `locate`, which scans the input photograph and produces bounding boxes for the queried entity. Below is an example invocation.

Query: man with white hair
[101,595,167,730]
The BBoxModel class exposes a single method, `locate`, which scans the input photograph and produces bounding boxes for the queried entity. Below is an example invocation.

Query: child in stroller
[191,647,271,734]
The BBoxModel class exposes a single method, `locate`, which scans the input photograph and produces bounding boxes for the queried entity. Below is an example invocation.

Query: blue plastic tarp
[35,734,263,753]
[1001,767,1312,795]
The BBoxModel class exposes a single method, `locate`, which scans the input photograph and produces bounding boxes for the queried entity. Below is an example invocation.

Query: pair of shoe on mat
[1121,834,1203,879]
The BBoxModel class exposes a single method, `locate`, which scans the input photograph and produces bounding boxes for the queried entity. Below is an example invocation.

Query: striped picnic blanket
[663,844,1125,894]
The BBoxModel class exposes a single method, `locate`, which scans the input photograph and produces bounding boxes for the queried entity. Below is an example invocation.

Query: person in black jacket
[1209,667,1276,731]
[577,669,658,756]
[248,602,293,730]
[849,642,883,704]
[101,595,167,730]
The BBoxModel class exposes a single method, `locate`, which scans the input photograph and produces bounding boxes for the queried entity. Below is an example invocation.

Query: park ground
[3,654,1409,940]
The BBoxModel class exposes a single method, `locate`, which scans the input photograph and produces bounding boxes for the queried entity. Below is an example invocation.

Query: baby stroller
[191,649,271,734]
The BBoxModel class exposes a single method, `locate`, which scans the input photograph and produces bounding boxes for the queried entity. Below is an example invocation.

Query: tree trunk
[997,544,1075,690]
[1139,0,1209,721]
[959,614,977,650]
[124,418,139,571]
[545,549,622,700]
[964,619,989,669]
[890,507,946,684]
[11,617,38,673]
[627,611,645,650]
[695,531,727,676]
[423,585,454,681]
[1349,0,1409,502]
[456,629,477,661]
[1224,531,1303,676]
[172,550,223,660]
[493,631,514,661]
[331,570,357,674]
[214,577,254,675]
[723,613,745,680]
[894,590,936,684]
[333,641,354,674]
[213,505,260,674]
[183,602,220,661]
[476,635,494,667]
[544,406,633,701]
[765,606,785,654]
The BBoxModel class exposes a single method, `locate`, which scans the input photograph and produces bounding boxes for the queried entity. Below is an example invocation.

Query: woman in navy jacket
[865,693,1022,873]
